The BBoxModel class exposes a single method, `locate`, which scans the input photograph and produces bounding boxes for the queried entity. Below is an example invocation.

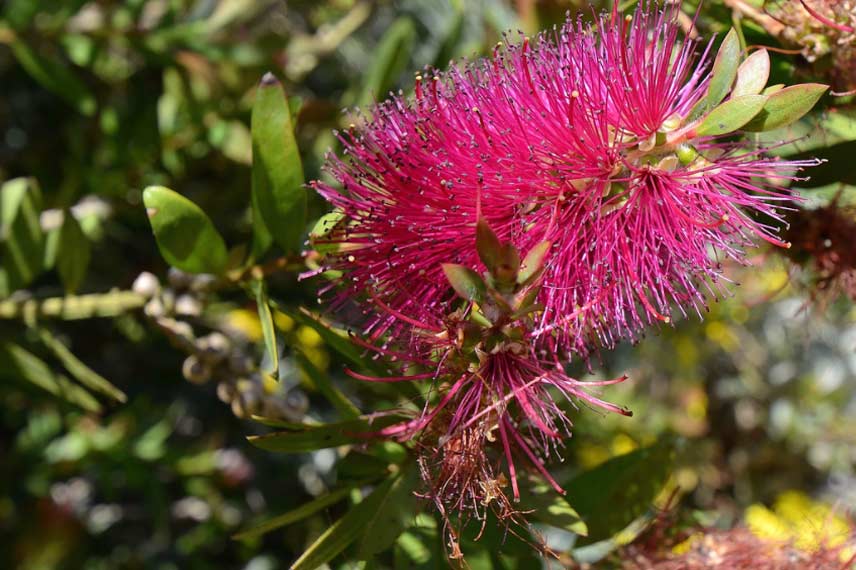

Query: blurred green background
[1,0,855,568]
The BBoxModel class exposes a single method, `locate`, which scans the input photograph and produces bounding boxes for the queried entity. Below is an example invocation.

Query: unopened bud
[132,272,160,298]
[197,332,231,363]
[182,355,211,384]
[175,294,202,317]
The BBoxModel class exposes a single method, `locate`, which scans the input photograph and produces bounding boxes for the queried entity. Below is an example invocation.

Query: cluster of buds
[311,1,825,548]
[767,0,856,91]
[132,269,308,421]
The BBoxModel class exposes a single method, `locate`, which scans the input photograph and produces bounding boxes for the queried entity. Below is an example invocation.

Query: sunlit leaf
[706,28,740,110]
[694,94,768,137]
[252,279,279,378]
[732,49,770,97]
[519,486,588,535]
[251,73,306,254]
[517,241,552,286]
[142,185,229,275]
[743,83,828,132]
[442,263,486,302]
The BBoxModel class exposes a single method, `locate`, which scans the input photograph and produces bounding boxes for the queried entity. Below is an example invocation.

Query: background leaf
[251,73,306,254]
[563,439,675,545]
[56,210,91,294]
[0,178,45,298]
[142,185,229,275]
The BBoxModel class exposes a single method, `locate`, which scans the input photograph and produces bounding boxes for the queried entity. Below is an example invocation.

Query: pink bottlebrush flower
[313,3,820,358]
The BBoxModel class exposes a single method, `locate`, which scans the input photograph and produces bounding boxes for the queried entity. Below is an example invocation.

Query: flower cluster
[311,1,823,547]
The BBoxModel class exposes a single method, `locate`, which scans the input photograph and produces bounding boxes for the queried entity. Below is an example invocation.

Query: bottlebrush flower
[313,3,824,357]
[347,258,632,545]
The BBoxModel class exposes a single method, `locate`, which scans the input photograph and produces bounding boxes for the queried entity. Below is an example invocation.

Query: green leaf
[310,210,346,240]
[294,350,360,420]
[275,307,384,375]
[0,341,101,412]
[563,439,675,545]
[742,83,829,132]
[517,241,552,286]
[234,482,367,541]
[10,39,96,116]
[249,172,273,262]
[251,73,306,254]
[442,263,486,303]
[519,486,588,535]
[142,185,229,275]
[731,49,770,97]
[251,279,278,378]
[705,29,740,111]
[290,476,398,570]
[476,218,503,273]
[57,211,91,294]
[0,178,45,297]
[694,94,768,137]
[357,462,420,558]
[247,416,402,453]
[309,210,346,255]
[337,450,393,480]
[357,18,416,107]
[36,326,126,403]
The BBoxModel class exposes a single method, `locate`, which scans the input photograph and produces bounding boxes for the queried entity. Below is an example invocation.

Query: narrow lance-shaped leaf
[252,279,279,378]
[251,73,306,254]
[442,263,486,303]
[290,477,398,570]
[247,416,403,453]
[57,210,91,294]
[694,94,768,137]
[234,479,375,541]
[36,326,126,403]
[142,186,229,275]
[706,28,740,110]
[0,178,45,297]
[743,83,829,132]
[0,342,101,412]
[357,462,420,558]
[731,49,770,97]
